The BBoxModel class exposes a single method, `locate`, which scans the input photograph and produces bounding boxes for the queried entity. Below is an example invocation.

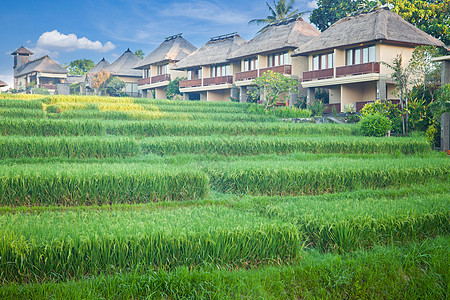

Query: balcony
[151,74,171,83]
[138,74,171,86]
[260,65,292,76]
[138,77,151,86]
[303,68,334,81]
[39,84,56,90]
[203,75,233,86]
[179,78,202,88]
[336,62,380,77]
[235,70,258,81]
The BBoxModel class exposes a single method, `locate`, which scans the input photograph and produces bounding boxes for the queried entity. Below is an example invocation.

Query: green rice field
[0,94,448,299]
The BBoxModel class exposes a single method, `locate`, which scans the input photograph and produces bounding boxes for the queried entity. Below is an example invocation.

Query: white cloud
[36,30,116,53]
[307,0,318,9]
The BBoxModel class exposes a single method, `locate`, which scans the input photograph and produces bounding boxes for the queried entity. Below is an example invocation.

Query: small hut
[134,34,197,99]
[105,49,142,97]
[174,33,246,101]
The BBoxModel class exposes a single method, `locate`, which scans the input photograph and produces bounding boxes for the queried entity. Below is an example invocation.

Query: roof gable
[15,56,68,77]
[134,35,197,69]
[174,33,246,69]
[11,46,33,55]
[294,8,445,56]
[87,58,111,74]
[230,17,320,60]
[105,49,142,77]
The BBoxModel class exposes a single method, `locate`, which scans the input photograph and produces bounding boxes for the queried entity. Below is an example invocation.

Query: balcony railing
[336,62,380,77]
[179,79,202,88]
[203,75,233,86]
[138,74,171,86]
[138,77,151,86]
[151,74,171,83]
[39,84,56,90]
[235,70,258,81]
[303,68,334,81]
[260,65,292,76]
[323,103,341,114]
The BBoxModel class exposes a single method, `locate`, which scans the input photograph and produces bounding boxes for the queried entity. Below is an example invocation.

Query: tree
[383,0,450,45]
[310,0,375,31]
[310,0,449,45]
[134,49,145,59]
[252,70,298,109]
[166,77,183,100]
[91,70,110,90]
[249,0,303,31]
[383,46,441,135]
[106,76,126,97]
[66,59,95,75]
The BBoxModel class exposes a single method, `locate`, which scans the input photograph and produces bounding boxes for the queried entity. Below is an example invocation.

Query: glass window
[268,55,273,67]
[225,65,230,76]
[313,55,319,70]
[284,52,289,65]
[369,46,376,62]
[328,53,333,68]
[355,49,361,65]
[321,55,326,69]
[255,58,259,69]
[362,48,369,63]
[346,50,353,65]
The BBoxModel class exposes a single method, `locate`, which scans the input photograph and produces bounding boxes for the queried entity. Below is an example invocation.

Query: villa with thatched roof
[292,7,445,112]
[174,33,246,101]
[105,49,142,97]
[134,34,197,99]
[11,46,68,94]
[83,58,111,93]
[228,17,320,102]
[0,80,7,89]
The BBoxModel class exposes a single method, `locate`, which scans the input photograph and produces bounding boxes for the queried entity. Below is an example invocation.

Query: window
[268,52,289,68]
[188,68,202,80]
[312,53,334,70]
[211,64,230,77]
[157,64,169,75]
[244,57,258,71]
[346,45,376,65]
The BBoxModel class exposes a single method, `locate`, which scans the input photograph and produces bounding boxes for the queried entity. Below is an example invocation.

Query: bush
[360,100,402,134]
[360,113,392,137]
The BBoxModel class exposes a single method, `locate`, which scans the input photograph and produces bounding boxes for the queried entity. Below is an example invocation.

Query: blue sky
[0,0,318,90]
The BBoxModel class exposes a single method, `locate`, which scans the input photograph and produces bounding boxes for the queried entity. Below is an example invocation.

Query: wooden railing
[203,75,233,86]
[303,68,334,81]
[235,70,258,81]
[151,74,171,83]
[138,74,171,86]
[324,103,341,114]
[260,65,292,76]
[138,77,151,86]
[39,84,56,90]
[179,79,202,88]
[336,62,380,77]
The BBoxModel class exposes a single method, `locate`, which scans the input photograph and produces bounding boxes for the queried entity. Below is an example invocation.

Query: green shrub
[360,113,392,137]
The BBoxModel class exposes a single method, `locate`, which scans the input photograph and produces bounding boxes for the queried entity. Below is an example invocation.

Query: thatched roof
[11,46,33,55]
[293,7,445,56]
[105,49,142,77]
[134,34,197,69]
[174,33,246,69]
[230,17,319,60]
[87,58,110,74]
[0,80,7,87]
[15,56,68,77]
[66,75,86,84]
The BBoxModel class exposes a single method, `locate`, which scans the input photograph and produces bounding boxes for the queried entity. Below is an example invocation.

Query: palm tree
[249,0,302,31]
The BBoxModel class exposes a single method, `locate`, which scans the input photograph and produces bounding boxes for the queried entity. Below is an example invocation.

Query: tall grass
[207,156,450,195]
[1,237,448,299]
[140,135,430,156]
[0,99,43,109]
[0,136,138,158]
[0,163,208,205]
[0,118,104,136]
[0,206,300,283]
[0,108,45,119]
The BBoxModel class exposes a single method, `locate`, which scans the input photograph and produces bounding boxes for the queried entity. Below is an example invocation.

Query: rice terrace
[0,93,448,299]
